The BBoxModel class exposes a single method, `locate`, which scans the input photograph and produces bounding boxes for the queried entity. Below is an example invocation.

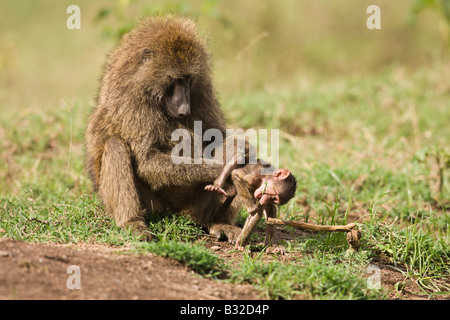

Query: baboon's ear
[273,169,291,180]
[142,48,152,62]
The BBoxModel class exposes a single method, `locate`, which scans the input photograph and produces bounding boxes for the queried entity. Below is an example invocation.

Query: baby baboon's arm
[204,161,240,197]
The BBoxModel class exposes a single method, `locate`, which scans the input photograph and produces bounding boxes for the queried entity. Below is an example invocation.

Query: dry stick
[266,217,361,251]
[266,217,355,232]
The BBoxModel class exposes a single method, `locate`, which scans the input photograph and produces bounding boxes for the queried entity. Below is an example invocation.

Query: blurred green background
[1,0,448,103]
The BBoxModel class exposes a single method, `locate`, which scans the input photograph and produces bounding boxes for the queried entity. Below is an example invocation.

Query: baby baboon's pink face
[254,169,291,205]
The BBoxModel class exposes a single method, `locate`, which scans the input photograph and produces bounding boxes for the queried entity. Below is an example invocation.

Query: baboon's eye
[166,81,175,96]
[142,48,152,62]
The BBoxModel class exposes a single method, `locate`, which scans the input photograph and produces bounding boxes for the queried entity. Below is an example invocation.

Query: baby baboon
[85,16,242,242]
[205,159,297,253]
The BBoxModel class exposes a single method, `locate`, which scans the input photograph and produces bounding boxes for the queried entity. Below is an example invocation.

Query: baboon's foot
[126,222,154,242]
[234,244,248,252]
[209,224,242,244]
[265,245,286,255]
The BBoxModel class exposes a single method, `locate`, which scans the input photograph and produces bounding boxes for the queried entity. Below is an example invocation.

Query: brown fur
[85,16,241,241]
[206,159,296,250]
[229,163,286,248]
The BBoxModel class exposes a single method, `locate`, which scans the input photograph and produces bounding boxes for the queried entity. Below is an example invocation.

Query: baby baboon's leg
[263,205,285,254]
[263,205,277,246]
[99,137,152,240]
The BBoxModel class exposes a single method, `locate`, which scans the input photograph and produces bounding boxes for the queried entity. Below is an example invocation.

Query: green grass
[364,221,450,294]
[230,252,383,300]
[138,240,225,277]
[1,0,449,300]
[0,189,136,245]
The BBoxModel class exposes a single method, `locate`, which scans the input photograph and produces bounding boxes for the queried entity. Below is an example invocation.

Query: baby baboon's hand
[204,183,226,194]
[204,183,228,196]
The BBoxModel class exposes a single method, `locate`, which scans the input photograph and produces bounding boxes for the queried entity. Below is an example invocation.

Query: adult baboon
[85,16,241,241]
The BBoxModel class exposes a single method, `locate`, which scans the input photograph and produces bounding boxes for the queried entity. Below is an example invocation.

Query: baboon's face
[163,76,191,118]
[142,46,193,118]
[141,45,196,118]
[137,24,208,119]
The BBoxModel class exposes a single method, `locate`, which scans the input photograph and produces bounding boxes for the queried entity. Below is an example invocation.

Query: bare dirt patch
[0,238,258,300]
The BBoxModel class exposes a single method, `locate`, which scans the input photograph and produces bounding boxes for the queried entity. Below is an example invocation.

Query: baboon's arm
[136,151,223,191]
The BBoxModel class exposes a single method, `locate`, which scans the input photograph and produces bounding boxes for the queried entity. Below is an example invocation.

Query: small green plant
[147,211,205,242]
[94,0,225,40]
[414,146,450,196]
[411,0,450,24]
[410,0,450,45]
